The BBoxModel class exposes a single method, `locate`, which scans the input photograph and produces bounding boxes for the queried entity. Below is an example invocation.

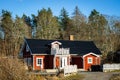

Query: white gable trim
[51,41,62,45]
[83,52,100,58]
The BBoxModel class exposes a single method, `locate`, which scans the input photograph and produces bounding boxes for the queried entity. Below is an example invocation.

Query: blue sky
[0,0,120,18]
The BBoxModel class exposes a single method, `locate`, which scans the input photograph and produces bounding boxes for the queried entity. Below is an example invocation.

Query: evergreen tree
[59,8,70,31]
[59,8,71,39]
[22,14,31,26]
[71,6,87,40]
[36,8,59,39]
[88,9,107,39]
[72,6,87,31]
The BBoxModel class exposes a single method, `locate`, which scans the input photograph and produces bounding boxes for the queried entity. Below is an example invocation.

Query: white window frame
[88,57,93,64]
[36,58,43,68]
[52,43,59,49]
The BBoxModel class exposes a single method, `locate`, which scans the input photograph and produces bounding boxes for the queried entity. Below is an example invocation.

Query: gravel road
[79,72,120,80]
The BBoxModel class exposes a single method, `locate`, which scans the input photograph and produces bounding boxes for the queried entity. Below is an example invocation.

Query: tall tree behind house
[88,9,108,40]
[59,8,71,39]
[71,6,87,40]
[36,8,60,39]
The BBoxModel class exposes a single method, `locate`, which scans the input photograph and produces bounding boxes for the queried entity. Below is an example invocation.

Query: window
[36,58,43,67]
[26,45,29,52]
[88,57,92,63]
[52,43,59,49]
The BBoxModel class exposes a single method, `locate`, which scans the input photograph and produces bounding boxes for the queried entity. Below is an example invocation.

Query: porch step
[46,69,59,73]
[77,69,85,72]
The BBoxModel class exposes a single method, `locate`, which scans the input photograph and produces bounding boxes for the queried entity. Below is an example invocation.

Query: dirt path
[79,72,120,80]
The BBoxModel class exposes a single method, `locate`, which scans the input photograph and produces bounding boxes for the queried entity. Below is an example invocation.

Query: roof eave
[31,53,49,55]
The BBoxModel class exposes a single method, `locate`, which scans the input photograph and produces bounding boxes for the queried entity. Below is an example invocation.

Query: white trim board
[83,52,100,58]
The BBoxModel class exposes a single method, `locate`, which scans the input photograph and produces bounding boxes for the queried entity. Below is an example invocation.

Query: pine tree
[71,6,87,40]
[88,9,107,39]
[59,8,70,31]
[36,8,59,39]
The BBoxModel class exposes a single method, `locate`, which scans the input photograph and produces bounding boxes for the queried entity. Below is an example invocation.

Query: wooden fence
[103,64,120,72]
[64,65,77,76]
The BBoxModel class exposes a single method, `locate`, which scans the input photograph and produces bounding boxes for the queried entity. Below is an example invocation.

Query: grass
[109,74,120,80]
[110,70,120,72]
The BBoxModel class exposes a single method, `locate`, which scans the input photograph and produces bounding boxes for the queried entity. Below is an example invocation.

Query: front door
[61,57,67,69]
[55,57,60,68]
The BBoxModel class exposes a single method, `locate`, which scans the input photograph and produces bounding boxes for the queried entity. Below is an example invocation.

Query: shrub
[0,57,30,80]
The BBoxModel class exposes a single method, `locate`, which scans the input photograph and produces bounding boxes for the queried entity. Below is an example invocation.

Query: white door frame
[60,57,67,69]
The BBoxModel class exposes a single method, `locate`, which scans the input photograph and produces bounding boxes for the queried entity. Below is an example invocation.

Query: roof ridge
[26,38,93,42]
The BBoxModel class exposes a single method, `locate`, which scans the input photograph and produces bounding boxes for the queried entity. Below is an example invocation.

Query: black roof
[25,39,101,55]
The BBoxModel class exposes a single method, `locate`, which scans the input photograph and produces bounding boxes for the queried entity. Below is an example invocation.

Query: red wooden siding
[71,56,83,68]
[83,54,100,71]
[33,55,45,70]
[33,55,54,70]
[44,55,54,69]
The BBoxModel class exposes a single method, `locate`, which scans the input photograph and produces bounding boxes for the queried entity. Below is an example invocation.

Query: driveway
[79,72,120,80]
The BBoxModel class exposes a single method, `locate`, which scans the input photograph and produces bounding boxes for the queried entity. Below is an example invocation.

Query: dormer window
[51,41,62,49]
[52,43,59,48]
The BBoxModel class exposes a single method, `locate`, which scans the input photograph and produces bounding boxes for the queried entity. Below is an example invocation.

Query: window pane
[37,58,42,66]
[88,57,92,63]
[89,59,91,62]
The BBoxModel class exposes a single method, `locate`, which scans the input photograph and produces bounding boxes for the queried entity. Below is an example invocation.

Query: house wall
[71,56,83,68]
[83,54,100,71]
[33,55,54,70]
[44,55,54,69]
[33,55,45,70]
[23,44,32,66]
[23,44,31,58]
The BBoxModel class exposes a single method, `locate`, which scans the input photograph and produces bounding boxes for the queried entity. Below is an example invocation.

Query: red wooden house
[20,37,101,71]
